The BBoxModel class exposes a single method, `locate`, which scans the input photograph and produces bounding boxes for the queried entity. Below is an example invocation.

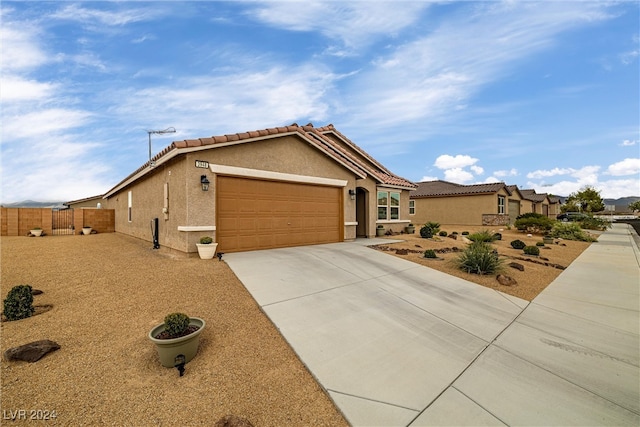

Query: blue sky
[1,1,639,204]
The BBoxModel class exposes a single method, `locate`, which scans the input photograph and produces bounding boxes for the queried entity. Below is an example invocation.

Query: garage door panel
[217,176,341,252]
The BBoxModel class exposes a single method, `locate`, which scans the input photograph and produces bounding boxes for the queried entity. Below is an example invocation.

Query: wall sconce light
[349,189,356,200]
[200,175,210,191]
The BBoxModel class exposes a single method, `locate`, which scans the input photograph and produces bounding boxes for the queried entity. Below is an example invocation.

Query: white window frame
[377,191,388,220]
[378,190,401,220]
[409,200,415,215]
[498,195,505,214]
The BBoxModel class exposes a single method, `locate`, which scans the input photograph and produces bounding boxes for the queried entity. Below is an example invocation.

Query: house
[519,189,560,218]
[102,123,415,254]
[410,180,524,227]
[65,195,105,209]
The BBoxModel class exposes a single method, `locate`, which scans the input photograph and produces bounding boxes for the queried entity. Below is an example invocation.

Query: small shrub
[439,231,448,236]
[461,231,469,235]
[452,231,459,235]
[424,249,437,259]
[455,242,503,275]
[420,225,433,238]
[550,223,597,242]
[536,241,545,247]
[510,239,526,249]
[199,236,213,244]
[514,214,554,234]
[425,222,441,235]
[468,230,495,243]
[523,245,540,256]
[3,285,35,321]
[492,232,502,241]
[164,312,190,337]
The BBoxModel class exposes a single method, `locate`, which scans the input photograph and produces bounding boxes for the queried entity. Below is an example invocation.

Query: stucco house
[102,123,415,255]
[519,189,560,218]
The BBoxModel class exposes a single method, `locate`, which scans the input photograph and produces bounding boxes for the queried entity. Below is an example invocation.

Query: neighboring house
[519,189,559,218]
[410,180,522,227]
[65,195,105,209]
[102,123,415,254]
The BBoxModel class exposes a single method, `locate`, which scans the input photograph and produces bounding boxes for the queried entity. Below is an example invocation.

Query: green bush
[199,236,213,244]
[3,285,35,321]
[492,232,502,241]
[536,241,545,247]
[439,231,448,237]
[420,225,433,238]
[452,231,459,235]
[423,249,437,259]
[424,222,440,235]
[468,230,496,243]
[514,214,554,234]
[455,242,503,275]
[550,223,597,242]
[164,312,190,337]
[510,239,526,249]
[578,216,611,231]
[461,231,469,235]
[523,245,540,256]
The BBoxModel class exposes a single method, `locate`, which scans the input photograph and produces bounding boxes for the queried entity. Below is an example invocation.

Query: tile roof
[411,180,509,198]
[520,189,550,202]
[106,123,414,197]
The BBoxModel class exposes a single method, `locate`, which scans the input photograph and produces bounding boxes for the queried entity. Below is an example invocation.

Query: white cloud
[434,154,479,170]
[2,109,93,140]
[250,2,428,51]
[420,175,439,182]
[621,139,637,146]
[470,165,484,175]
[0,22,48,72]
[444,168,474,184]
[0,76,57,102]
[607,158,640,176]
[527,167,574,179]
[50,4,161,27]
[494,168,518,177]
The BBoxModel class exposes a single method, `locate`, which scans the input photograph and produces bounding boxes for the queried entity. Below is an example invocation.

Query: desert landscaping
[0,224,597,425]
[373,224,597,301]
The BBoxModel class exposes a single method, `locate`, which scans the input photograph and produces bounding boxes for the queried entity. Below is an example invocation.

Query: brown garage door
[508,199,520,224]
[217,176,343,252]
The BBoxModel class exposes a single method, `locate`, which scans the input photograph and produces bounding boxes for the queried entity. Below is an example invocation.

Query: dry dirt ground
[1,234,348,427]
[372,224,597,301]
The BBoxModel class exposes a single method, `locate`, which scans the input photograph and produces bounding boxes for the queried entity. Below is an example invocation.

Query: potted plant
[196,236,218,259]
[405,224,415,234]
[82,226,92,235]
[543,234,554,244]
[148,312,206,368]
[30,227,43,237]
[376,225,385,237]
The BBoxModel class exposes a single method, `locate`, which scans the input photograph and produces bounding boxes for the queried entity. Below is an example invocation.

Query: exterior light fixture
[146,127,176,168]
[200,175,210,191]
[349,189,356,200]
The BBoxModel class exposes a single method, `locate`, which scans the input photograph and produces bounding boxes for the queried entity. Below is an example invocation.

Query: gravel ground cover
[1,233,348,427]
[372,224,596,301]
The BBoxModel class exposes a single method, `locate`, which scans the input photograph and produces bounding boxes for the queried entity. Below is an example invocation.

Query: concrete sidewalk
[224,224,639,426]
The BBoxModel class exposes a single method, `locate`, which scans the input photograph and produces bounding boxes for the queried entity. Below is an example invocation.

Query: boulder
[496,274,518,287]
[214,415,254,427]
[3,340,60,363]
[32,289,43,295]
[508,262,525,272]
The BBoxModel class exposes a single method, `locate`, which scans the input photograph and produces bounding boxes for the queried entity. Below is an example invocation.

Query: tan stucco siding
[411,193,501,226]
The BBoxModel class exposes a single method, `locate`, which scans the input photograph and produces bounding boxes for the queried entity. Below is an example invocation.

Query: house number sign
[195,160,209,169]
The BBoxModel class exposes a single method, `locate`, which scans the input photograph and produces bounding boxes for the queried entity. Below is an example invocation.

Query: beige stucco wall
[411,189,511,227]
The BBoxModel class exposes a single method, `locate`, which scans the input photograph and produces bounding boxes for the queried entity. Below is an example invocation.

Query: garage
[216,175,343,252]
[509,199,520,224]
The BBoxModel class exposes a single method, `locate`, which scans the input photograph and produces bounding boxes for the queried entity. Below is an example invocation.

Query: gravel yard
[1,233,348,426]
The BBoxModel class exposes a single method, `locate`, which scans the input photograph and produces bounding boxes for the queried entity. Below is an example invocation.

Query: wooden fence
[0,207,115,236]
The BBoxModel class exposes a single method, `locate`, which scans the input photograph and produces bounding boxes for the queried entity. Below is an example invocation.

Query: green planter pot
[543,236,554,244]
[376,227,385,237]
[405,226,415,234]
[148,317,205,368]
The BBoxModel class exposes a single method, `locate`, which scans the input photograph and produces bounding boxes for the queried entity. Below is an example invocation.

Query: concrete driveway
[224,224,639,426]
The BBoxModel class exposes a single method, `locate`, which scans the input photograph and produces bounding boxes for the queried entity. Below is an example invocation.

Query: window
[378,191,400,220]
[128,191,132,222]
[377,191,388,220]
[498,195,505,214]
[409,200,415,215]
[390,192,400,220]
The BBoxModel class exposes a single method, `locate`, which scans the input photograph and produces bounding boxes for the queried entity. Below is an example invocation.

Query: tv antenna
[147,127,176,168]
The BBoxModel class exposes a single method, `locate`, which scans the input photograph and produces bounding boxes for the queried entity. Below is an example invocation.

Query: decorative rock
[395,249,409,255]
[32,289,43,295]
[496,274,518,286]
[508,262,525,271]
[4,340,60,363]
[448,234,457,240]
[214,415,254,427]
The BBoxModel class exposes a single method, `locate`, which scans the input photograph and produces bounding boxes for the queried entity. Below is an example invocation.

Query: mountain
[1,200,66,208]
[603,197,640,207]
